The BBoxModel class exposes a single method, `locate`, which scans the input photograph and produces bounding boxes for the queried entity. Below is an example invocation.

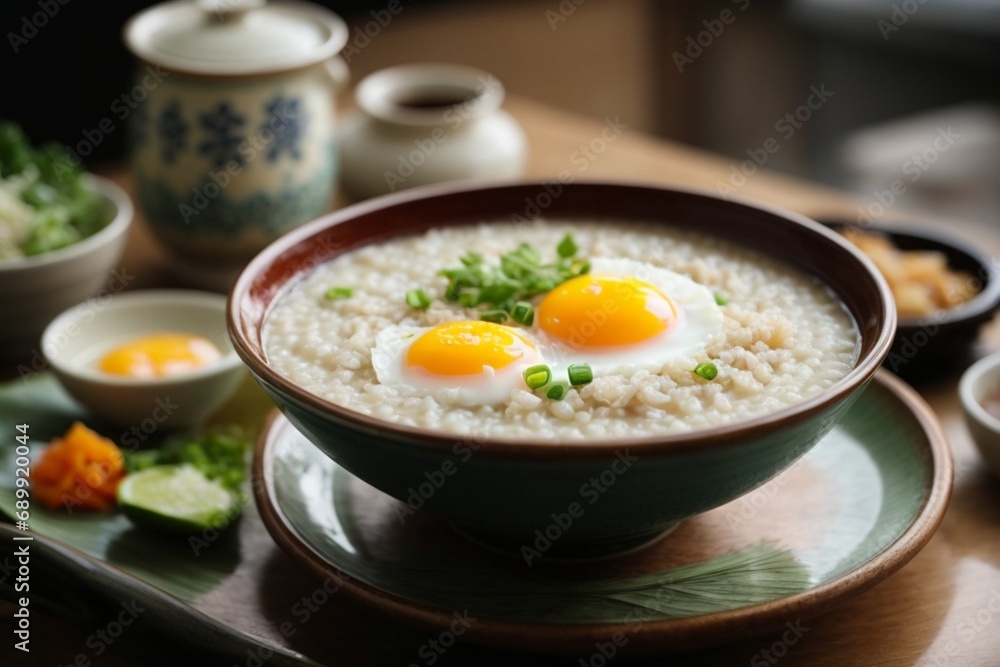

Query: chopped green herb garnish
[479,309,508,324]
[123,430,251,492]
[523,364,552,390]
[406,288,432,310]
[479,281,518,305]
[432,236,588,322]
[460,251,484,267]
[557,234,578,258]
[510,301,534,326]
[567,363,593,386]
[693,361,718,381]
[0,120,106,259]
[457,288,480,308]
[546,382,569,400]
[714,292,729,306]
[569,258,590,276]
[324,286,353,300]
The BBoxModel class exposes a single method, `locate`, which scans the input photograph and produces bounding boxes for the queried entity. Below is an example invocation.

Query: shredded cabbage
[0,121,105,259]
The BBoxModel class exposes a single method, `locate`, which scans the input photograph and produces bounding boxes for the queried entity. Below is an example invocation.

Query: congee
[263,221,860,439]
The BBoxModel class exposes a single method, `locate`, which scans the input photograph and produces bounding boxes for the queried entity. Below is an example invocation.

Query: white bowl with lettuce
[0,122,133,363]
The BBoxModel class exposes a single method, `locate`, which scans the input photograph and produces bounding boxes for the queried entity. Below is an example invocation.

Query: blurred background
[3,0,1000,229]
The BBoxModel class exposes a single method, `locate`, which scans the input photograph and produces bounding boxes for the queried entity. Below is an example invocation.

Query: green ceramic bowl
[229,181,896,555]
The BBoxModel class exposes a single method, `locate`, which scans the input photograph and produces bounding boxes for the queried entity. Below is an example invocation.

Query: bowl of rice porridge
[229,181,895,555]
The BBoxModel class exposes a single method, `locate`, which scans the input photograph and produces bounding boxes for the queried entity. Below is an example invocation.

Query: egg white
[371,323,544,406]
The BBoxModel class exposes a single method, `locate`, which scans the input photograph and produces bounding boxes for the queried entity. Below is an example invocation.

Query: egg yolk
[406,321,535,376]
[537,275,677,347]
[99,333,222,379]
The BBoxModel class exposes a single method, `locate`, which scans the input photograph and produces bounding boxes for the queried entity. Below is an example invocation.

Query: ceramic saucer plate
[253,370,952,656]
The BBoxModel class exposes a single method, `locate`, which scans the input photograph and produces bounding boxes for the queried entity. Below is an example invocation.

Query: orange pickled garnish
[29,422,125,512]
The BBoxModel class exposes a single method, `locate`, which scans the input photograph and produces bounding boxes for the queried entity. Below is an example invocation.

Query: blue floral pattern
[262,95,307,162]
[197,102,247,168]
[146,97,312,166]
[156,101,187,163]
[135,140,336,236]
[129,97,150,148]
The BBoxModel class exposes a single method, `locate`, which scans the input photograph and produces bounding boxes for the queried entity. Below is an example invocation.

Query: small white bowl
[42,290,245,429]
[959,351,1000,477]
[0,174,133,363]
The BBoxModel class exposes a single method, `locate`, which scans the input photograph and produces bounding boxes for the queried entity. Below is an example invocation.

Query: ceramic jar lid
[124,0,348,76]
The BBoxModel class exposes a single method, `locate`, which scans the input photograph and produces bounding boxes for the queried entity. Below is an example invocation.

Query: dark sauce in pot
[395,95,475,110]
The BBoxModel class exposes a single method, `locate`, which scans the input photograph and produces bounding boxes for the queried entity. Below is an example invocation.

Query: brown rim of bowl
[228,179,897,460]
[251,369,953,654]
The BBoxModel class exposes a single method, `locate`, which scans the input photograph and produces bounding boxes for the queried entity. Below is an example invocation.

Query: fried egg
[371,258,724,405]
[372,320,543,405]
[533,257,724,375]
[99,333,221,379]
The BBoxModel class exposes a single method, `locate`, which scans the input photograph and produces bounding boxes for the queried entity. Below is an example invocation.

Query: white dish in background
[338,63,527,200]
[42,290,245,429]
[959,351,1000,478]
[0,174,133,363]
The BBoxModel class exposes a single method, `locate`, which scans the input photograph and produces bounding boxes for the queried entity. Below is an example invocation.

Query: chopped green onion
[429,237,591,317]
[569,258,590,276]
[520,243,542,263]
[457,289,480,308]
[460,251,484,267]
[557,234,578,258]
[479,281,519,304]
[693,361,718,381]
[324,286,353,300]
[123,430,250,491]
[546,382,569,400]
[501,253,535,280]
[523,364,552,390]
[479,309,508,323]
[511,301,534,326]
[714,292,729,306]
[406,288,431,310]
[567,363,593,386]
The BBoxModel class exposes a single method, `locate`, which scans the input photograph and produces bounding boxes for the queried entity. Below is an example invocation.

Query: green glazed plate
[0,373,318,666]
[254,370,953,655]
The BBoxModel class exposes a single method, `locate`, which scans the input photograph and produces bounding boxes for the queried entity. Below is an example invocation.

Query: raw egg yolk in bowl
[99,333,222,379]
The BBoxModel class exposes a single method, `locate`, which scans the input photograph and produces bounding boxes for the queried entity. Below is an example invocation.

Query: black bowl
[821,220,1000,382]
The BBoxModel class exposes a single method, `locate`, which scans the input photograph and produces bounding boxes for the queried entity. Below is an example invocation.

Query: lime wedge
[117,464,239,534]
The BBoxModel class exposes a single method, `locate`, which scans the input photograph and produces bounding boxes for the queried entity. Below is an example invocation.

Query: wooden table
[18,97,1000,666]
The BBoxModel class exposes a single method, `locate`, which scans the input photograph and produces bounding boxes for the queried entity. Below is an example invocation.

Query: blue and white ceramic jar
[125,0,348,289]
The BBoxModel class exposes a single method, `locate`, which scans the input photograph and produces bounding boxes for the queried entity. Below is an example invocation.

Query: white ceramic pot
[960,352,1000,478]
[124,0,349,290]
[339,63,528,200]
